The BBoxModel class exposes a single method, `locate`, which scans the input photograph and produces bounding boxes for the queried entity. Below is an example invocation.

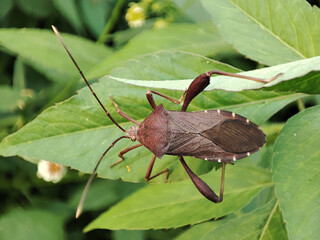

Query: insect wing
[166,110,266,162]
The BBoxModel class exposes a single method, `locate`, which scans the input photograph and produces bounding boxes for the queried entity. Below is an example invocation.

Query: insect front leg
[146,90,186,109]
[110,97,140,125]
[145,155,169,182]
[110,143,143,168]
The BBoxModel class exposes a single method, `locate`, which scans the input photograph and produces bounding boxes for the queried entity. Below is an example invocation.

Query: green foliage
[0,208,65,240]
[0,28,112,83]
[201,0,320,65]
[85,163,272,230]
[174,199,288,240]
[0,0,319,239]
[273,105,320,240]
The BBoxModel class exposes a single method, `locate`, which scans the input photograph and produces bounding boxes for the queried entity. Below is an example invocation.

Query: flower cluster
[125,0,178,29]
[125,3,146,28]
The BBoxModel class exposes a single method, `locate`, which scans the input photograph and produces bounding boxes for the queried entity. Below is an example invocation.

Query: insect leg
[179,156,222,203]
[146,90,186,109]
[110,97,140,125]
[110,143,143,168]
[145,155,169,182]
[207,70,283,84]
[181,71,283,111]
[219,163,226,202]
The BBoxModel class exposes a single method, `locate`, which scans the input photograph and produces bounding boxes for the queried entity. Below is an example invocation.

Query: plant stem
[97,0,126,44]
[297,98,305,111]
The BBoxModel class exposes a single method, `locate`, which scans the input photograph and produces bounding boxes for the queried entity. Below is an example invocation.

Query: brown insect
[52,26,281,218]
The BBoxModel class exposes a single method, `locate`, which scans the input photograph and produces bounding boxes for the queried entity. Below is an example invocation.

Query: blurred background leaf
[0,208,65,240]
[0,28,112,83]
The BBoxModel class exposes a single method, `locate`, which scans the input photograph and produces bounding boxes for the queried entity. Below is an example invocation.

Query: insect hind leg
[179,156,223,203]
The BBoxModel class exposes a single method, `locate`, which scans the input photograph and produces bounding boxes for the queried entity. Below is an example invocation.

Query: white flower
[37,160,67,183]
[128,19,145,28]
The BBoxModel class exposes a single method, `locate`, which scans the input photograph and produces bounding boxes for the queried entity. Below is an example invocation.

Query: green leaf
[68,179,142,214]
[0,86,29,113]
[110,53,320,94]
[273,105,320,240]
[0,52,305,182]
[260,202,288,240]
[0,0,13,20]
[112,230,145,240]
[15,0,53,18]
[110,50,239,83]
[200,0,320,65]
[12,58,26,90]
[173,0,212,22]
[52,0,84,34]
[0,208,64,240]
[79,0,113,38]
[84,163,272,230]
[86,22,236,80]
[0,28,112,83]
[174,200,288,240]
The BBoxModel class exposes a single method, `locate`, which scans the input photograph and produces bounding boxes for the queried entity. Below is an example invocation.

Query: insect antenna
[51,25,125,132]
[76,136,128,218]
[52,26,130,218]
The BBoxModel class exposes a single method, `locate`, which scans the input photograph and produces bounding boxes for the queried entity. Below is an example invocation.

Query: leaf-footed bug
[52,26,282,218]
